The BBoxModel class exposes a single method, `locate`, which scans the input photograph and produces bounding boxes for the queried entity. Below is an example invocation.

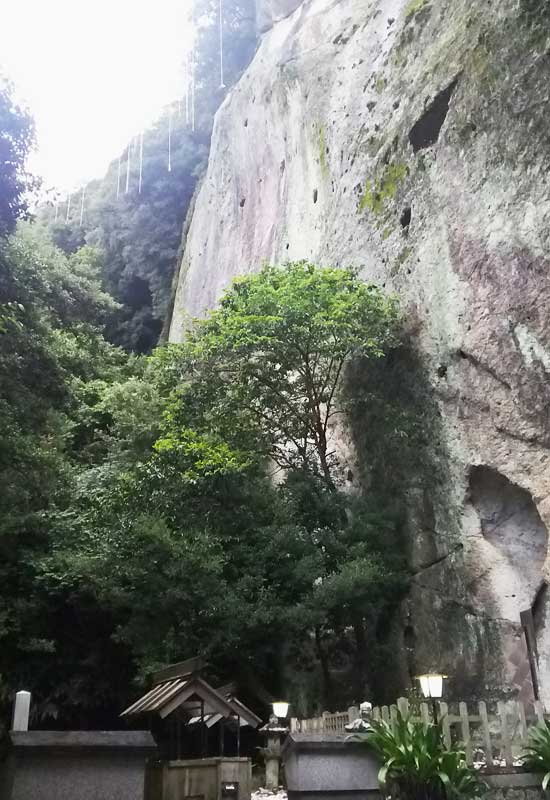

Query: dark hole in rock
[437,364,447,378]
[409,79,458,153]
[244,119,248,127]
[347,469,354,482]
[280,159,286,174]
[286,243,290,250]
[458,349,468,359]
[469,465,548,626]
[313,189,318,203]
[400,207,412,228]
[239,198,246,208]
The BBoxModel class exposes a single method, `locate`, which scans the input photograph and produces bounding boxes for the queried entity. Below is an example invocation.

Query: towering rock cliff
[169,0,550,703]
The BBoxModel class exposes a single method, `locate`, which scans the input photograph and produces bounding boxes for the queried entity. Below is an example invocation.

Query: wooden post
[535,700,545,724]
[397,697,409,716]
[521,609,540,701]
[420,702,430,729]
[440,702,451,748]
[459,702,473,765]
[201,699,206,756]
[237,715,241,756]
[390,704,398,732]
[348,706,359,723]
[517,700,528,742]
[382,705,390,724]
[479,701,493,767]
[498,701,513,766]
[169,713,175,760]
[290,717,298,733]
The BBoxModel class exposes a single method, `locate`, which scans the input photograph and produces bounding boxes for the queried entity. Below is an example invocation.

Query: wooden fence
[290,697,550,767]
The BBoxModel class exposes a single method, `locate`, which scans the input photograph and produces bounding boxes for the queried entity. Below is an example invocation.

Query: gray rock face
[255,0,304,33]
[169,0,550,702]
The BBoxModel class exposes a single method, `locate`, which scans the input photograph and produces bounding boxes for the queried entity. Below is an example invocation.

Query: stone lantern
[260,703,289,791]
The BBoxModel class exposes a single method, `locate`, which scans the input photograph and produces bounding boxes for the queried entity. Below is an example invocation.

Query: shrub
[522,721,550,790]
[352,711,486,800]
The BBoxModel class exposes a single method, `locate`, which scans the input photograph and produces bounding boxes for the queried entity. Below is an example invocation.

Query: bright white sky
[0,0,193,193]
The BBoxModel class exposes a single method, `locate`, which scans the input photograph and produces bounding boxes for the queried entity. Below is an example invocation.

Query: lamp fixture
[272,701,289,719]
[416,674,445,699]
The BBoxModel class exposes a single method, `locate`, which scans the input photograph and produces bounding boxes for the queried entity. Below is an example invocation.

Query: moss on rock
[358,163,408,215]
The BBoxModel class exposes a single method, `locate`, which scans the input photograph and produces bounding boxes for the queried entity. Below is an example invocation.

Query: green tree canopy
[162,261,400,486]
[0,79,37,237]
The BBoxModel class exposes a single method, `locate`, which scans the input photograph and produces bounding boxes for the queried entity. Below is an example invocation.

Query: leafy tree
[161,261,400,487]
[0,224,132,725]
[0,79,38,236]
[0,240,407,723]
[75,262,406,705]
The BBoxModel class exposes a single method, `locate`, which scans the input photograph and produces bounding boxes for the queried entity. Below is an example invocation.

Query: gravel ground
[252,788,288,800]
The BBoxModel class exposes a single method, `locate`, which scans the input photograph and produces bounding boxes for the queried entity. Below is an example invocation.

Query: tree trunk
[352,614,369,701]
[314,626,333,707]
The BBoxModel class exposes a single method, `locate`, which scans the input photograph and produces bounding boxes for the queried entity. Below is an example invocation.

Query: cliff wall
[169,0,550,703]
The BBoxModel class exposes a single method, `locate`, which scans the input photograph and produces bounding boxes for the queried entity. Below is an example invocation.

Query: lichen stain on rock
[450,237,550,448]
[404,0,429,21]
[358,162,408,215]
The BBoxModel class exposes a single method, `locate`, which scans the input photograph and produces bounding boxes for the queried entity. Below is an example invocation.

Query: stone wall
[168,0,550,702]
[485,771,546,800]
[0,731,155,800]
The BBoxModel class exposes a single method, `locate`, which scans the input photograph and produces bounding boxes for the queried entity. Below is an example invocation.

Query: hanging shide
[138,131,144,194]
[125,141,131,193]
[47,0,247,214]
[219,0,225,89]
[168,109,172,173]
[79,185,86,227]
[117,154,122,199]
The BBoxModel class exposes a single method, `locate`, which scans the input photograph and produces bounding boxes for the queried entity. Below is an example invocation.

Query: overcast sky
[1,0,193,193]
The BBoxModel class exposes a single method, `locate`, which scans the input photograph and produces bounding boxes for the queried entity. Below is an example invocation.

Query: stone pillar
[265,731,281,791]
[12,691,31,732]
[260,714,288,791]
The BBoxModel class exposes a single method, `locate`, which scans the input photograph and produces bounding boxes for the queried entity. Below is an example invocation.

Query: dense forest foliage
[0,3,413,731]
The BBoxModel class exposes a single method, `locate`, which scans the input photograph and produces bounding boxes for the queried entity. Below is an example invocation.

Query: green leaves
[0,241,406,723]
[0,79,38,237]
[353,711,486,800]
[522,720,550,789]
[164,261,401,485]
